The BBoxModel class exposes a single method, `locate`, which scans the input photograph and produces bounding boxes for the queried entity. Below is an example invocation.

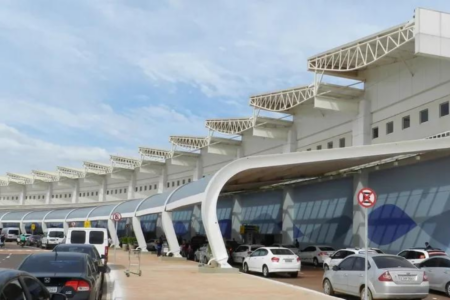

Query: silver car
[418,256,450,296]
[323,254,429,299]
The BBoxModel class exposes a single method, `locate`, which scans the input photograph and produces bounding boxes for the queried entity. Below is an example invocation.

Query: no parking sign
[357,188,377,209]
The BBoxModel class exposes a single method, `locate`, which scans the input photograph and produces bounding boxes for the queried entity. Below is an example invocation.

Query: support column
[353,171,369,248]
[132,216,148,252]
[71,180,79,204]
[352,98,371,146]
[107,219,120,248]
[19,186,26,205]
[158,167,167,193]
[128,172,136,199]
[281,187,295,244]
[283,127,297,153]
[193,150,204,181]
[99,177,107,202]
[161,210,181,257]
[45,183,53,205]
[156,214,164,238]
[231,195,243,242]
[190,205,201,237]
[20,221,26,234]
[62,222,68,235]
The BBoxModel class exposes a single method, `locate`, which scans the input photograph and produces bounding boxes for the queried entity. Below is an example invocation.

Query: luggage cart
[124,247,142,277]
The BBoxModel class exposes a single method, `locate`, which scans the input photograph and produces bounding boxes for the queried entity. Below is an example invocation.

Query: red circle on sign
[111,212,122,221]
[70,222,76,227]
[357,188,377,209]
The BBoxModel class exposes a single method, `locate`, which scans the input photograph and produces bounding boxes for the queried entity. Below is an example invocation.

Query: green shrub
[128,237,137,245]
[120,237,128,244]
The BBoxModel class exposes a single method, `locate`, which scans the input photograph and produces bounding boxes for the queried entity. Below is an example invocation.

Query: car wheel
[324,264,329,271]
[445,282,450,297]
[262,265,270,278]
[243,263,249,273]
[323,279,334,295]
[360,287,373,300]
[313,258,319,267]
[289,272,298,278]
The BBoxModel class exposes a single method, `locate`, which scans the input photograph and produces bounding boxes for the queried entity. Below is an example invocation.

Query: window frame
[420,109,429,124]
[339,138,345,148]
[402,115,410,129]
[372,127,379,139]
[327,141,333,149]
[386,121,394,135]
[440,101,449,118]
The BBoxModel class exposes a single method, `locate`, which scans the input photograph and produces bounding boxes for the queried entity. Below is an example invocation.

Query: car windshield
[49,231,64,238]
[9,230,19,235]
[319,247,334,251]
[55,246,95,258]
[20,255,85,273]
[282,245,296,248]
[251,246,262,251]
[373,256,415,269]
[270,249,294,255]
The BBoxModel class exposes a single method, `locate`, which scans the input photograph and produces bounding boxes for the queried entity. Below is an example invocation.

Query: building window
[149,185,152,190]
[16,196,18,200]
[316,145,322,150]
[107,191,109,195]
[327,142,333,149]
[177,180,180,186]
[306,148,311,151]
[69,193,72,198]
[372,127,379,139]
[91,192,94,196]
[182,179,186,184]
[339,138,345,148]
[79,193,82,197]
[172,181,175,187]
[167,182,170,188]
[144,185,147,191]
[402,115,410,129]
[135,187,138,192]
[188,178,191,183]
[119,189,122,194]
[154,184,157,189]
[115,189,118,194]
[124,188,127,193]
[139,186,142,192]
[95,192,98,196]
[420,109,428,123]
[386,121,394,134]
[83,193,86,197]
[440,101,449,117]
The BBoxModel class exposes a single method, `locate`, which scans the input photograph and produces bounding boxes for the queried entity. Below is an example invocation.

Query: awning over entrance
[165,176,211,211]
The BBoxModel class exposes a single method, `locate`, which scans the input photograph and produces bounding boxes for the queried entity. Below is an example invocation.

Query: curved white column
[162,186,184,257]
[107,202,124,248]
[133,198,149,252]
[41,211,54,234]
[20,212,33,234]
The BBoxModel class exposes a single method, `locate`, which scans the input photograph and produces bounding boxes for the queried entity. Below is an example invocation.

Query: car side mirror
[98,265,106,273]
[332,266,340,271]
[101,254,105,259]
[51,293,67,300]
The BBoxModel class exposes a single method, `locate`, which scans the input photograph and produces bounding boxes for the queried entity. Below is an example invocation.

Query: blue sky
[1,0,450,174]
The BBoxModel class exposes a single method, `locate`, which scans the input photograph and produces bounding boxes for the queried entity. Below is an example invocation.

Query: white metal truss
[308,21,415,72]
[249,85,315,112]
[110,155,142,170]
[169,136,210,150]
[205,117,254,135]
[32,170,59,182]
[139,147,173,162]
[83,161,113,175]
[57,166,86,179]
[0,176,9,187]
[6,173,33,185]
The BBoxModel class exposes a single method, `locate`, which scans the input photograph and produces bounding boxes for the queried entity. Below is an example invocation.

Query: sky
[1,0,450,174]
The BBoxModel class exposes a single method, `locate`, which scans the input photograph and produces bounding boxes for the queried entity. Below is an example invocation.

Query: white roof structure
[6,173,33,185]
[139,147,172,162]
[308,21,415,74]
[0,176,9,187]
[170,136,210,150]
[83,162,113,175]
[32,170,59,182]
[205,116,292,135]
[57,166,86,179]
[110,155,142,170]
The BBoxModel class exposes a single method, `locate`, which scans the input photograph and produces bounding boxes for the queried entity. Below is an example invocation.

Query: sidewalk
[104,250,335,300]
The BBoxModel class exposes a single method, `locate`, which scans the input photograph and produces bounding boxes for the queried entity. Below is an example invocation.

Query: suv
[397,248,447,265]
[323,248,382,270]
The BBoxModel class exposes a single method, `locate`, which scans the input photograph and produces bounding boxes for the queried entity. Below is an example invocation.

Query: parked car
[28,234,43,247]
[186,235,208,260]
[243,247,301,278]
[271,244,299,255]
[194,243,212,264]
[66,228,109,265]
[323,254,429,299]
[1,227,20,242]
[18,252,103,300]
[225,240,241,257]
[146,239,158,251]
[41,229,65,249]
[397,248,447,265]
[0,268,67,300]
[417,256,450,296]
[231,244,264,264]
[298,245,335,267]
[323,248,379,270]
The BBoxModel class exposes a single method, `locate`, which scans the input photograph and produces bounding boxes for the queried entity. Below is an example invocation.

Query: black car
[18,252,103,300]
[0,268,66,300]
[187,235,208,260]
[29,235,43,247]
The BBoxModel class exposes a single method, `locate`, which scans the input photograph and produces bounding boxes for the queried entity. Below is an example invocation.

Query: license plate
[47,287,57,293]
[399,276,414,281]
[284,259,293,262]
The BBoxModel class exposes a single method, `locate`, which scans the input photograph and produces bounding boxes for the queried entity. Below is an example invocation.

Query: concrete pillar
[156,214,164,238]
[161,210,181,257]
[353,171,369,248]
[62,222,68,235]
[107,219,120,248]
[99,177,107,202]
[18,186,26,205]
[19,221,27,234]
[45,183,53,205]
[352,98,371,146]
[158,167,167,193]
[193,150,204,181]
[71,180,79,204]
[132,216,148,252]
[190,205,201,237]
[283,127,297,153]
[282,187,295,244]
[128,172,136,200]
[231,195,243,242]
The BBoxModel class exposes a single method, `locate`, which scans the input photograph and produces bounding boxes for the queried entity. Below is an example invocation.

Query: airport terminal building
[1,7,450,267]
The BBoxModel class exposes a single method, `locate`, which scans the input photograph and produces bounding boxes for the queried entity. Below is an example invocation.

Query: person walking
[156,237,163,257]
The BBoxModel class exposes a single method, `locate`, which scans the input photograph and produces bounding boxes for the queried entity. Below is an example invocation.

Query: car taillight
[297,257,300,262]
[423,273,428,281]
[271,257,280,262]
[65,280,90,292]
[378,271,393,282]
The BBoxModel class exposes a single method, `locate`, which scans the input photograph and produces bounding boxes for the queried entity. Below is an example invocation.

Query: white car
[231,244,264,264]
[243,247,301,278]
[323,248,379,270]
[298,245,335,267]
[271,244,299,255]
[16,234,31,244]
[398,248,447,265]
[194,243,212,263]
[41,229,65,249]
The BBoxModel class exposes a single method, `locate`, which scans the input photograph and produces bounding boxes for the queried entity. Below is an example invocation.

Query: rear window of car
[282,245,296,248]
[20,255,85,273]
[49,231,64,238]
[319,247,334,251]
[70,231,86,244]
[251,246,262,251]
[55,246,95,258]
[9,230,19,235]
[89,231,104,245]
[428,252,447,257]
[270,249,294,255]
[373,256,415,269]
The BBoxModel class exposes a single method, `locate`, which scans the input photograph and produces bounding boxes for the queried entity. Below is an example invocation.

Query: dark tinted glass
[408,251,424,259]
[319,247,334,251]
[440,102,449,117]
[89,231,104,245]
[373,256,414,269]
[259,249,269,256]
[49,231,64,238]
[398,251,408,258]
[250,246,261,251]
[439,258,450,268]
[332,251,347,259]
[19,255,85,273]
[339,257,355,270]
[303,247,315,252]
[70,231,86,244]
[352,257,365,271]
[54,246,96,259]
[23,277,50,300]
[420,109,428,123]
[422,258,439,268]
[9,230,19,235]
[250,250,261,257]
[270,249,293,255]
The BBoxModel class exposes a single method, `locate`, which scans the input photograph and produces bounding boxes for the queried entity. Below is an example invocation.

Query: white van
[65,227,109,263]
[1,227,20,242]
[41,228,65,249]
